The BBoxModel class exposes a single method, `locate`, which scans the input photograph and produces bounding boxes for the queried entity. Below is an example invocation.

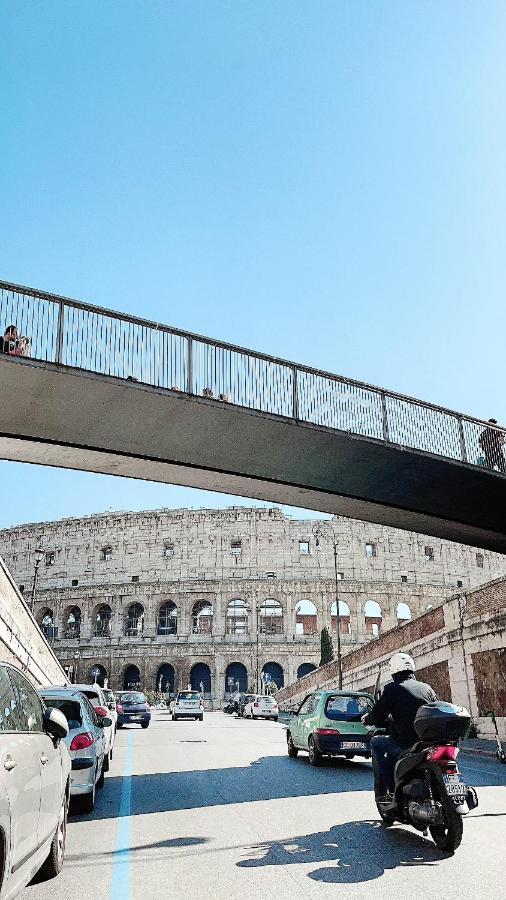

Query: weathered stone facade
[0,507,503,703]
[275,577,506,739]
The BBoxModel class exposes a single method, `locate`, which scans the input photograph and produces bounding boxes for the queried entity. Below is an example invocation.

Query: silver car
[0,662,71,900]
[55,683,115,770]
[40,688,109,813]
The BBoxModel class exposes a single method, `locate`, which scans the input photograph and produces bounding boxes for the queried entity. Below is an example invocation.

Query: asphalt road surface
[24,710,506,900]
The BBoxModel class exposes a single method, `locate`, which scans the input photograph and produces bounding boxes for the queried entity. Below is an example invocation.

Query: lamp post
[313,522,343,689]
[30,546,44,614]
[73,649,80,684]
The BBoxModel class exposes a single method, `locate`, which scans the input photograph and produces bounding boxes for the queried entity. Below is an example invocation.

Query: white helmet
[389,652,415,677]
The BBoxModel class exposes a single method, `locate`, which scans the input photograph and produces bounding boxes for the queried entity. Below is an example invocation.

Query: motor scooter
[375,702,478,853]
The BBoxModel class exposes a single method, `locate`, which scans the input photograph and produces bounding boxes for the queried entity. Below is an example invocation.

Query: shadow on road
[90,754,373,819]
[238,819,445,883]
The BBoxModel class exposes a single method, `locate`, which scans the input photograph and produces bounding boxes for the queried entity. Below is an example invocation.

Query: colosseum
[0,507,503,704]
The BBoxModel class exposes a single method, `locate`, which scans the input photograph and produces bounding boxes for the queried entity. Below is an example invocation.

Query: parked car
[243,694,279,721]
[237,693,256,717]
[67,683,115,768]
[286,690,374,765]
[102,688,118,731]
[115,691,151,728]
[171,691,204,721]
[0,662,71,899]
[39,688,111,813]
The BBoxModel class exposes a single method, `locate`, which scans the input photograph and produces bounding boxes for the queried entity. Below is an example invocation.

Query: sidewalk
[460,737,500,759]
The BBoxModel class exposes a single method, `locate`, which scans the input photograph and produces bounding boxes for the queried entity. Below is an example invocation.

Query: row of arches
[39,598,414,639]
[87,660,318,694]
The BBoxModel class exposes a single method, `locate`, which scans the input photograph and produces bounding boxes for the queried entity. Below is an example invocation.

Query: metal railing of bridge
[1,278,505,474]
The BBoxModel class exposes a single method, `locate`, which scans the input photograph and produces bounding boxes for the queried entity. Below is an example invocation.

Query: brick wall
[417,660,451,701]
[471,649,506,716]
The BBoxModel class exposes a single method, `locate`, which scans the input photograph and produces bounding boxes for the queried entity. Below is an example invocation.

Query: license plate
[444,775,466,796]
[130,715,142,720]
[341,741,367,750]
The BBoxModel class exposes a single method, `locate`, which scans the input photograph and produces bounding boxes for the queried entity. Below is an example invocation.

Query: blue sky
[1,1,505,528]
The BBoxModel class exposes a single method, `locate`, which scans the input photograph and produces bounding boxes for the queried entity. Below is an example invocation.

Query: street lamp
[313,522,343,689]
[30,546,44,613]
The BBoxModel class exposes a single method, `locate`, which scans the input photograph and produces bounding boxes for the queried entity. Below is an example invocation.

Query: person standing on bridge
[479,419,506,474]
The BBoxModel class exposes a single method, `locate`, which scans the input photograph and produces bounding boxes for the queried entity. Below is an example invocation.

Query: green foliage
[319,626,334,667]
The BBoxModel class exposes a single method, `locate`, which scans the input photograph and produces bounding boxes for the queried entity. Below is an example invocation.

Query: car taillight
[316,728,340,736]
[95,706,108,718]
[254,703,260,708]
[70,732,95,751]
[116,704,124,713]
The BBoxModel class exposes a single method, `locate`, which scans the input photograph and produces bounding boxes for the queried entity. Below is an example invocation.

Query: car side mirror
[97,716,113,728]
[43,707,69,740]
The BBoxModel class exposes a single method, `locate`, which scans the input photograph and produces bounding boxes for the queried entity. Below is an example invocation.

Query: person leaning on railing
[479,418,506,474]
[0,324,31,357]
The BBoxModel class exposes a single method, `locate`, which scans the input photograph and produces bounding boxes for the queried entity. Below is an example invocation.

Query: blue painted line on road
[111,730,134,900]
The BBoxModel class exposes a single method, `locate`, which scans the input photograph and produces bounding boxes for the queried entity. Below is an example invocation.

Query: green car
[286,690,375,766]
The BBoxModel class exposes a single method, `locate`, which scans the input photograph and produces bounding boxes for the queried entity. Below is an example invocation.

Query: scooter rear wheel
[429,779,463,853]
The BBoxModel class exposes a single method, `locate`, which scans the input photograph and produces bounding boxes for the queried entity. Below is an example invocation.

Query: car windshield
[43,697,82,729]
[121,692,146,704]
[178,692,200,701]
[325,695,373,721]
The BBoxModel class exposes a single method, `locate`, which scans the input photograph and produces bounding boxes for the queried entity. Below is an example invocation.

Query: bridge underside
[2,356,506,553]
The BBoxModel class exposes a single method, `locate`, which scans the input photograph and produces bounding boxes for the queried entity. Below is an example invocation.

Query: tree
[319,627,334,667]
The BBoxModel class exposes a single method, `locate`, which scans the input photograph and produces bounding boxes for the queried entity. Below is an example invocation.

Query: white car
[40,688,110,813]
[243,694,279,721]
[67,683,115,769]
[0,662,71,899]
[102,688,118,732]
[171,691,204,721]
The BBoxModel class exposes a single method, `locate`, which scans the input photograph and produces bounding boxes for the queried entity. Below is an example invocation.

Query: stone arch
[261,661,284,690]
[259,598,284,635]
[38,607,55,639]
[225,599,248,636]
[156,663,175,695]
[331,599,351,635]
[89,663,108,688]
[123,664,141,690]
[191,600,214,635]
[93,603,112,637]
[225,661,248,694]
[190,662,212,696]
[297,662,317,679]
[157,600,178,636]
[125,602,145,636]
[295,599,318,635]
[62,604,81,639]
[396,601,412,623]
[364,600,382,636]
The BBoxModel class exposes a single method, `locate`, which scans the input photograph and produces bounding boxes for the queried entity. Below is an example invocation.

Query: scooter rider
[363,653,437,800]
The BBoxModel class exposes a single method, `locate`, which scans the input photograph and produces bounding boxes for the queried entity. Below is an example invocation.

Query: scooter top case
[414,702,471,744]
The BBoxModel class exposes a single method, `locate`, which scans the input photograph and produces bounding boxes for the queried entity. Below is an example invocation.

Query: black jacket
[364,674,437,748]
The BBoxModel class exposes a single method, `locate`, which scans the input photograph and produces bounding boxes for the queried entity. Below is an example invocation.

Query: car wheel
[141,722,150,729]
[199,715,204,721]
[273,716,279,722]
[97,760,105,788]
[117,722,124,729]
[287,733,298,758]
[172,715,177,721]
[308,736,323,767]
[103,752,110,773]
[38,792,68,880]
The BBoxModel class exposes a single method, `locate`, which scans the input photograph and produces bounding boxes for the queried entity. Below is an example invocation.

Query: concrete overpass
[1,278,506,552]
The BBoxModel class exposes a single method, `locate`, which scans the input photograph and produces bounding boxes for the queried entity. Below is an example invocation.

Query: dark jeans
[370,734,402,793]
[485,450,506,474]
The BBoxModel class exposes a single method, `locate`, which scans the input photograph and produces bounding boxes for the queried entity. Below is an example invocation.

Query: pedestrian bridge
[1,279,505,552]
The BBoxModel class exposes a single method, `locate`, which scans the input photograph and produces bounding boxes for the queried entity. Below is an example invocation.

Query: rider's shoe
[376,792,393,803]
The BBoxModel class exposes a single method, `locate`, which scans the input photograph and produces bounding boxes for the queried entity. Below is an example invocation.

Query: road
[24,710,506,900]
